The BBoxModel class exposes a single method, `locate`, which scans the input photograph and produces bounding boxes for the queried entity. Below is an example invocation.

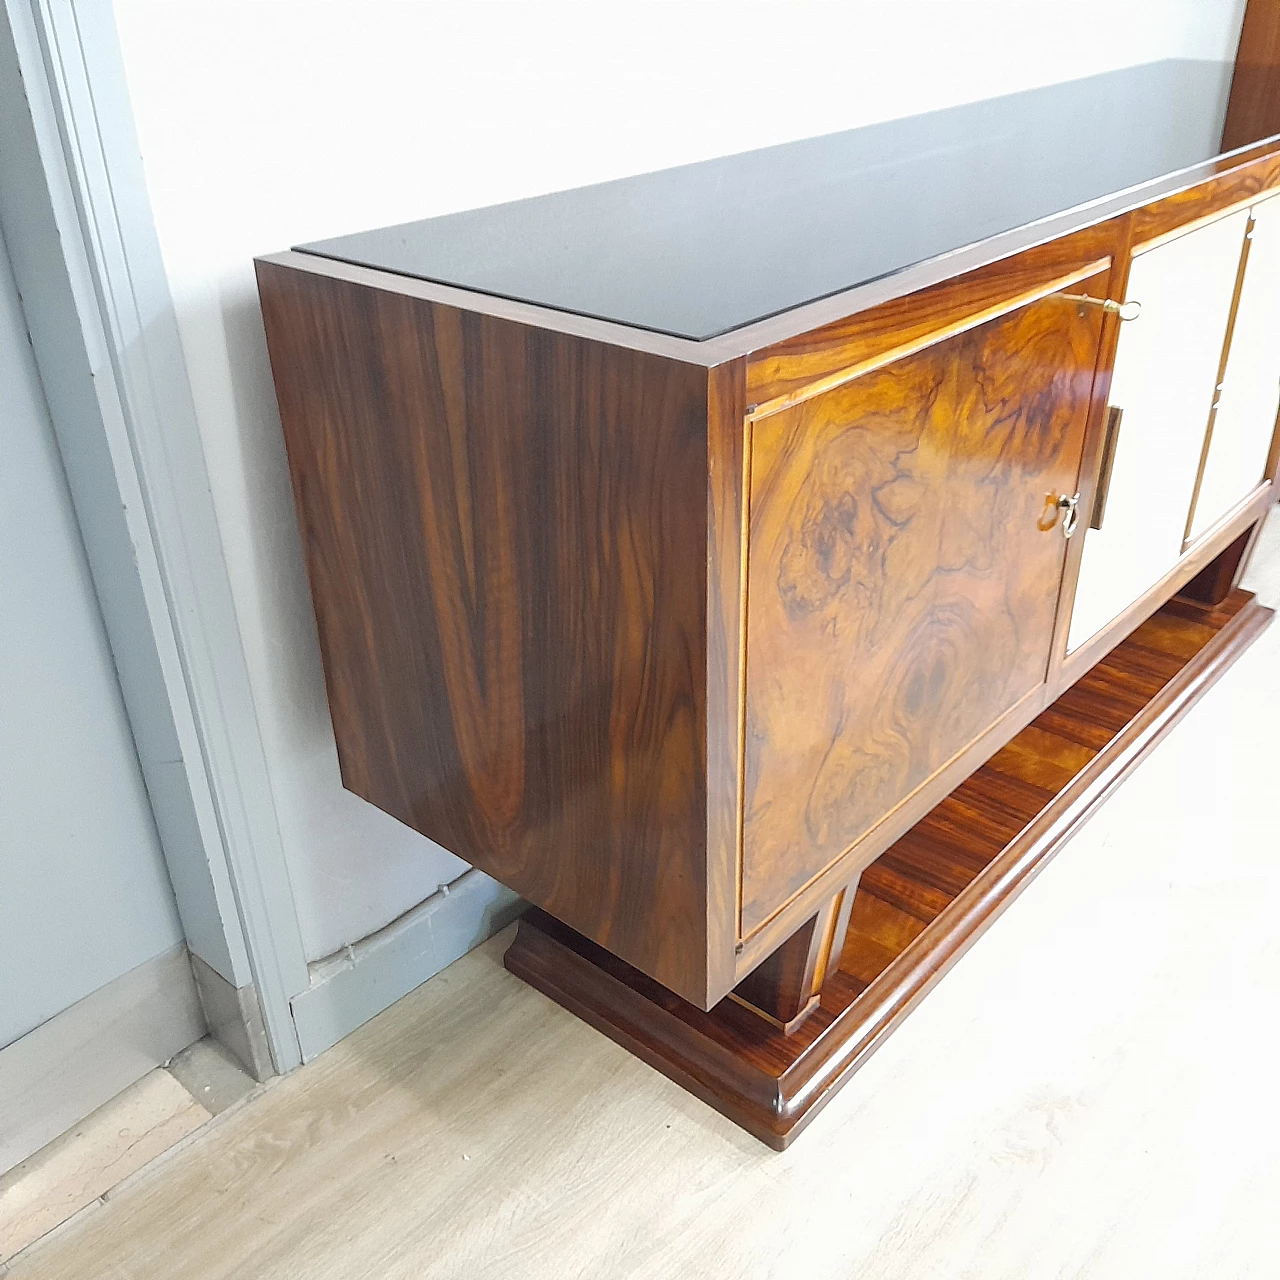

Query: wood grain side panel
[1223,0,1280,153]
[745,224,1118,411]
[255,260,713,1004]
[739,284,1105,933]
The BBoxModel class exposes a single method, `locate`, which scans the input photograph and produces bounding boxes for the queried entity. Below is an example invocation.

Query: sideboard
[256,62,1279,1147]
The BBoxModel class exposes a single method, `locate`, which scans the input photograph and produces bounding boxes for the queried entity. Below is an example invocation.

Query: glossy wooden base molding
[504,589,1273,1149]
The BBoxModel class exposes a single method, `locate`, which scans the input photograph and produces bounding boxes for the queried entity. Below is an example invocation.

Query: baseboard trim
[189,955,274,1082]
[289,869,523,1062]
[0,945,205,1173]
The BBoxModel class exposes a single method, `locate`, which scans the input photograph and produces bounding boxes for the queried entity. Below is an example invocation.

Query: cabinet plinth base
[504,590,1272,1149]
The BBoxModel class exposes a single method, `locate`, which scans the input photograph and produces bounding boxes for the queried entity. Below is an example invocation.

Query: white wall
[110,0,1247,962]
[1,229,183,1046]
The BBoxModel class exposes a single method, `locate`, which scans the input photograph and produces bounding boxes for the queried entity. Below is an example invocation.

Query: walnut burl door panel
[740,290,1105,932]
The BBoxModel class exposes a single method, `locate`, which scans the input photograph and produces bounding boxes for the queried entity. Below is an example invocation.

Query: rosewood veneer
[256,62,1280,1146]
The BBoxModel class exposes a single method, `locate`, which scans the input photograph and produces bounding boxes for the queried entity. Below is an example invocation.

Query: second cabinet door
[1187,193,1280,542]
[740,285,1104,933]
[1068,209,1248,651]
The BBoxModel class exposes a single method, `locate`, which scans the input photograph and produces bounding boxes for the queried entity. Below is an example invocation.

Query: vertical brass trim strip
[1049,243,1129,680]
[734,411,754,944]
[1183,212,1256,551]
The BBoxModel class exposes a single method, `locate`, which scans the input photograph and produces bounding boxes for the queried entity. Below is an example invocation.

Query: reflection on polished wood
[744,226,1115,412]
[506,587,1273,1148]
[741,285,1105,934]
[256,261,718,1005]
[1129,150,1280,250]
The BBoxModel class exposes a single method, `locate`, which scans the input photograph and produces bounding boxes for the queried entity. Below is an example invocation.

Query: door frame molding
[0,0,308,1073]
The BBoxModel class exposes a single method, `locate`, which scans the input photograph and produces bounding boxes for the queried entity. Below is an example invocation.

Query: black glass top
[299,60,1235,341]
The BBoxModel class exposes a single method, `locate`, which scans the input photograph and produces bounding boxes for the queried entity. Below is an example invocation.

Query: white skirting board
[288,869,523,1063]
[0,945,205,1174]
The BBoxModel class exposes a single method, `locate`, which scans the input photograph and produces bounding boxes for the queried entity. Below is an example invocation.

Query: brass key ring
[1057,493,1081,539]
[1059,293,1142,321]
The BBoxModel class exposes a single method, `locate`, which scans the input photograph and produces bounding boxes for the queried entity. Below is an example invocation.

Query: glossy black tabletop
[299,61,1235,341]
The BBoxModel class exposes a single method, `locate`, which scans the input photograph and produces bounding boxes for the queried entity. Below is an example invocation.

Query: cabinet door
[1067,210,1248,651]
[1187,195,1280,542]
[740,288,1104,933]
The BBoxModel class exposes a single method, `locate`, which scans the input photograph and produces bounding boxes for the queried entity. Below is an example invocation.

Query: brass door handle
[1091,405,1123,530]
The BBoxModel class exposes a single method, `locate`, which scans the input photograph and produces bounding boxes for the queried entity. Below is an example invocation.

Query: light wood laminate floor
[10,512,1280,1280]
[0,1070,209,1263]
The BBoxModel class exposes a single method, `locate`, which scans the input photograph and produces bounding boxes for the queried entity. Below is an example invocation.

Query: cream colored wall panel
[1189,195,1280,542]
[1068,209,1247,651]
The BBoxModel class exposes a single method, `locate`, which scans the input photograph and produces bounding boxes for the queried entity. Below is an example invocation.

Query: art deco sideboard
[256,63,1280,1147]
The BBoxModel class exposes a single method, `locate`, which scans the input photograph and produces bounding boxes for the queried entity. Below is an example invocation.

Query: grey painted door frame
[0,0,309,1075]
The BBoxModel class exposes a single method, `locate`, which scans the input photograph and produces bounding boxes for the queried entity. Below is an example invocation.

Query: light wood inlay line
[745,261,1111,421]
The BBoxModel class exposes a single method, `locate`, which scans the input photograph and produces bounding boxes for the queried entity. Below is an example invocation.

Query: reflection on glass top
[299,61,1235,341]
